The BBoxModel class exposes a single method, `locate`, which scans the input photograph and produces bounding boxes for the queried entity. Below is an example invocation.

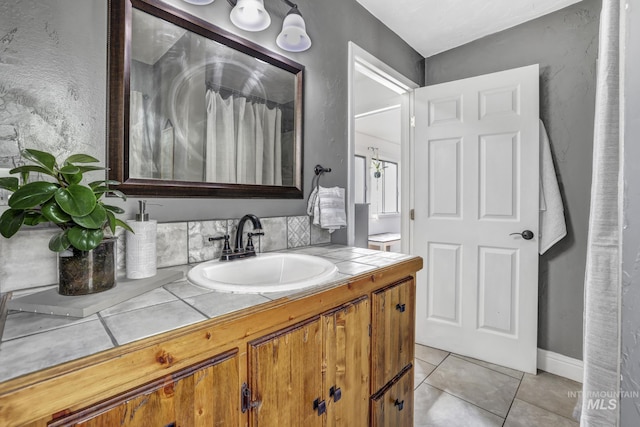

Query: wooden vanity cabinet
[370,277,416,426]
[1,258,422,427]
[49,350,240,427]
[247,297,370,427]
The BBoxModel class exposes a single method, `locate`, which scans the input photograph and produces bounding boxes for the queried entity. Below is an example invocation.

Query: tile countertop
[0,244,417,383]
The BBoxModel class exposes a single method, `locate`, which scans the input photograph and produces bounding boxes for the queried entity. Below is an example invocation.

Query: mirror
[108,0,304,198]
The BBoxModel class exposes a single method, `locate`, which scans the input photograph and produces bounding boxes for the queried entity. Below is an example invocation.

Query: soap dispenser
[126,200,157,279]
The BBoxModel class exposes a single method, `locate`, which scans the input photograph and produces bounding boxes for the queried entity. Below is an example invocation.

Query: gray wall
[425,0,601,360]
[0,0,423,282]
[621,0,640,422]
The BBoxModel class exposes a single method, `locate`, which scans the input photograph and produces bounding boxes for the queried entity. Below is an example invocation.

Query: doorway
[347,42,419,251]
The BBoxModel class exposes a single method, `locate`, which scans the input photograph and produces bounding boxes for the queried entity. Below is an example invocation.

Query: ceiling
[355,0,583,57]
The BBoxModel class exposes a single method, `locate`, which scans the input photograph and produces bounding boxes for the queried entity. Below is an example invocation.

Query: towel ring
[312,164,332,190]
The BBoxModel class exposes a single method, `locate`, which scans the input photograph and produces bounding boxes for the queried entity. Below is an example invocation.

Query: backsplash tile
[114,228,126,278]
[0,227,57,293]
[156,222,189,268]
[3,214,332,293]
[260,217,288,252]
[311,223,331,245]
[188,220,227,263]
[287,216,311,248]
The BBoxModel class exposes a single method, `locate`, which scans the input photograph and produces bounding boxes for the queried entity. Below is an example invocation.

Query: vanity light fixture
[229,0,271,31]
[226,0,311,52]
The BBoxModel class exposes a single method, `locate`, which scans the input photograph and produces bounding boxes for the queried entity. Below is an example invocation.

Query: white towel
[539,120,567,254]
[307,186,347,233]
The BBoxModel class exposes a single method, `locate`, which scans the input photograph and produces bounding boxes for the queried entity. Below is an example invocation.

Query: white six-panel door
[413,65,540,373]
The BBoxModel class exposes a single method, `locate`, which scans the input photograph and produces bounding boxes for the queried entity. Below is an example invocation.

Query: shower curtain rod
[205,83,285,109]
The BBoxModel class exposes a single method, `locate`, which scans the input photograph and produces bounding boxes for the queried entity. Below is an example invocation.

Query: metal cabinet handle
[395,303,406,312]
[509,230,534,240]
[394,399,404,411]
[329,385,342,402]
[313,398,326,415]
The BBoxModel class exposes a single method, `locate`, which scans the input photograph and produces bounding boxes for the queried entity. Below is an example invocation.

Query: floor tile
[102,300,206,345]
[0,320,113,382]
[99,287,177,317]
[414,358,437,388]
[414,383,504,427]
[425,355,520,417]
[504,399,579,427]
[456,354,524,379]
[415,344,449,365]
[516,371,581,420]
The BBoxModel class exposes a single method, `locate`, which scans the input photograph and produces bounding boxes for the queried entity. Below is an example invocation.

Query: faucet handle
[209,234,232,254]
[246,232,263,252]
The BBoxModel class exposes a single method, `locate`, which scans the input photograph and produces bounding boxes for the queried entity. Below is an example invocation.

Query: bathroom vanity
[0,248,422,426]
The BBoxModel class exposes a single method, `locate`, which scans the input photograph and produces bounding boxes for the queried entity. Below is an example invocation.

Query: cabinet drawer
[371,277,415,392]
[370,365,413,427]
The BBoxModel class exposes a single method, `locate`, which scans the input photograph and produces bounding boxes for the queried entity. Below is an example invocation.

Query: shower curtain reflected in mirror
[205,89,283,185]
[130,91,158,178]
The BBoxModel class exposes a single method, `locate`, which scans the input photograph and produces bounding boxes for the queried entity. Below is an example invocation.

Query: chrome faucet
[209,214,264,261]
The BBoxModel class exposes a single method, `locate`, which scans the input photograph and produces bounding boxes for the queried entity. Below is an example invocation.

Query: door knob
[510,230,534,240]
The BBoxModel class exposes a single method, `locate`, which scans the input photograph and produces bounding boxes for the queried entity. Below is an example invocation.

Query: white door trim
[347,42,419,249]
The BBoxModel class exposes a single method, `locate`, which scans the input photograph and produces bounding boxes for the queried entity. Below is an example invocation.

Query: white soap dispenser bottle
[126,200,157,279]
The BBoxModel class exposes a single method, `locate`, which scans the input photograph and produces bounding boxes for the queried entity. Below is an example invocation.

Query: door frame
[347,42,419,249]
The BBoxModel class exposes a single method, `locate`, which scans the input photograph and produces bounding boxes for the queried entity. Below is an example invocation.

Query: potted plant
[0,149,132,295]
[371,158,387,179]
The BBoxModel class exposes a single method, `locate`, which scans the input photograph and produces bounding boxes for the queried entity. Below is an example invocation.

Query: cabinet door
[370,365,413,427]
[371,277,415,392]
[323,297,370,427]
[248,317,323,427]
[52,350,240,427]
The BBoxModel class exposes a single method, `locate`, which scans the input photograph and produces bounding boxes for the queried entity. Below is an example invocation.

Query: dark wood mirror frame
[107,0,304,198]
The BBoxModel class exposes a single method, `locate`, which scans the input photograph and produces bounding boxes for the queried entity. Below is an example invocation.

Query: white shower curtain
[129,91,157,178]
[578,0,621,425]
[205,91,235,183]
[205,89,282,185]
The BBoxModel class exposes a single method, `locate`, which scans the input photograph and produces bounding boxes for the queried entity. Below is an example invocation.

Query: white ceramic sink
[187,253,339,293]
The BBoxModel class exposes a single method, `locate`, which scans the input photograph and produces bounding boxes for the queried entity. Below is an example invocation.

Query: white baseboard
[537,348,583,383]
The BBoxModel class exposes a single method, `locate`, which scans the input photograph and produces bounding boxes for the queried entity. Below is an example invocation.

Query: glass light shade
[181,0,215,4]
[230,0,271,32]
[276,11,311,52]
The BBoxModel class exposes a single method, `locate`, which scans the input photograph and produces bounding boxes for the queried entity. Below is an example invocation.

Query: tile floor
[414,344,582,426]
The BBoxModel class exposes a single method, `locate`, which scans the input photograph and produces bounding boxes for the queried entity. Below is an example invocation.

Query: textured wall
[0,0,423,291]
[621,0,640,423]
[0,1,107,167]
[425,0,601,360]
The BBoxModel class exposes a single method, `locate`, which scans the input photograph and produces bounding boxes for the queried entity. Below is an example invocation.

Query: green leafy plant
[371,158,387,179]
[0,149,132,252]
